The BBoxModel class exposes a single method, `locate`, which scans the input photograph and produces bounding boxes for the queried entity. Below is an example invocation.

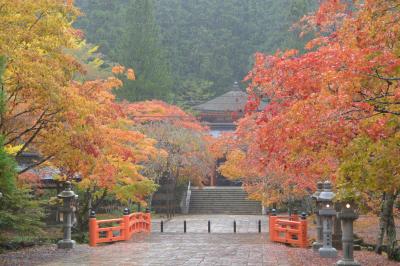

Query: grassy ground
[0,226,63,253]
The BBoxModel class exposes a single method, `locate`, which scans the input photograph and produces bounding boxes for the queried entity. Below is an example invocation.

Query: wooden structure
[194,82,256,185]
[193,82,247,134]
[89,211,151,247]
[269,212,308,248]
[16,152,76,191]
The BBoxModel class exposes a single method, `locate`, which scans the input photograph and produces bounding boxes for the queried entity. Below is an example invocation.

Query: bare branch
[17,154,54,175]
[374,107,400,116]
[15,123,44,156]
[370,70,400,81]
[28,11,46,31]
[4,109,48,145]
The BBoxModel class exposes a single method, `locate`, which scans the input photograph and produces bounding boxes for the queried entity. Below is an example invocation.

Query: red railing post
[299,212,308,248]
[269,209,277,242]
[139,213,143,232]
[89,211,98,247]
[133,213,137,233]
[123,208,131,241]
[145,210,151,232]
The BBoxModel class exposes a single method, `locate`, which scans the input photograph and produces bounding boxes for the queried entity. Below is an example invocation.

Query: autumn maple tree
[0,0,161,237]
[39,73,160,233]
[0,0,82,170]
[217,0,400,259]
[124,100,215,217]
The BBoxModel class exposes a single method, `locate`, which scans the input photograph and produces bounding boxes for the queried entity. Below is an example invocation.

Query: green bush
[0,55,44,244]
[0,137,44,242]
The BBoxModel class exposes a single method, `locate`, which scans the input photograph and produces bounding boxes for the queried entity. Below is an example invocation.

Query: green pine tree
[75,0,316,104]
[113,0,173,101]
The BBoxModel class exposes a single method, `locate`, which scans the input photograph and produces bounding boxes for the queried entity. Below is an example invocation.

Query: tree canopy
[75,0,316,104]
[216,0,400,259]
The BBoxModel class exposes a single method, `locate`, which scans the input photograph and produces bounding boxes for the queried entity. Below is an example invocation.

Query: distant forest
[75,0,317,107]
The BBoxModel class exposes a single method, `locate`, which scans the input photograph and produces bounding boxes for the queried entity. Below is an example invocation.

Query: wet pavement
[3,215,289,266]
[43,233,290,266]
[1,215,397,266]
[152,214,268,234]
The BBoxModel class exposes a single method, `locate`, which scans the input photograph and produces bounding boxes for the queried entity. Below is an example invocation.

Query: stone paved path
[152,214,268,234]
[43,233,290,266]
[1,214,397,266]
[2,215,290,266]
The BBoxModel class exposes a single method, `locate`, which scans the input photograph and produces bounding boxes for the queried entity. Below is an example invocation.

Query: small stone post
[335,203,360,266]
[318,181,337,258]
[57,181,78,249]
[312,181,324,251]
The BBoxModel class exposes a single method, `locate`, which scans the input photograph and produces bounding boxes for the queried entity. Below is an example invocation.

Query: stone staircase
[188,187,262,214]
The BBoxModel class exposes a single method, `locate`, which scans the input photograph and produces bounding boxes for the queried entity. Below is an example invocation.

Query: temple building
[193,82,266,186]
[193,82,247,137]
[181,82,263,214]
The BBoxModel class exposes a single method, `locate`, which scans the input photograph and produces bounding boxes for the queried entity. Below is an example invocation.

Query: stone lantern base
[312,242,322,252]
[58,239,76,249]
[335,259,360,266]
[319,247,337,258]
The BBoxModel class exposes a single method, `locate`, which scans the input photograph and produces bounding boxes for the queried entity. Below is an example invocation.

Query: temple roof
[193,82,248,112]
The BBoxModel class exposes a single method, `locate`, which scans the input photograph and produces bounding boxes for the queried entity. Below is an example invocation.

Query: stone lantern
[318,181,337,258]
[335,203,360,266]
[57,181,78,249]
[312,181,324,251]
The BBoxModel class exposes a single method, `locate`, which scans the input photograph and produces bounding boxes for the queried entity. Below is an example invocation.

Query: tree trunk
[376,192,398,259]
[76,189,91,235]
[375,193,386,254]
[172,178,177,217]
[385,193,398,260]
[76,188,107,236]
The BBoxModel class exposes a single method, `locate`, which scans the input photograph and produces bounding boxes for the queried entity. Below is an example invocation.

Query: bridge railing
[269,212,308,248]
[89,210,151,247]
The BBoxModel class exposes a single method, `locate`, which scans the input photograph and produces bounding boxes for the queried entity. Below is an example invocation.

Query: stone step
[190,199,258,203]
[190,205,259,208]
[189,210,261,214]
[188,186,262,215]
[188,207,261,210]
[189,207,260,210]
[190,201,260,204]
[189,198,260,202]
[189,210,261,213]
[190,194,252,196]
[189,199,258,203]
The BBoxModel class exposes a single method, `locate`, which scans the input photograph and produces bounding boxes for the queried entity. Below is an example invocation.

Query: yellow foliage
[218,149,246,180]
[4,144,23,155]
